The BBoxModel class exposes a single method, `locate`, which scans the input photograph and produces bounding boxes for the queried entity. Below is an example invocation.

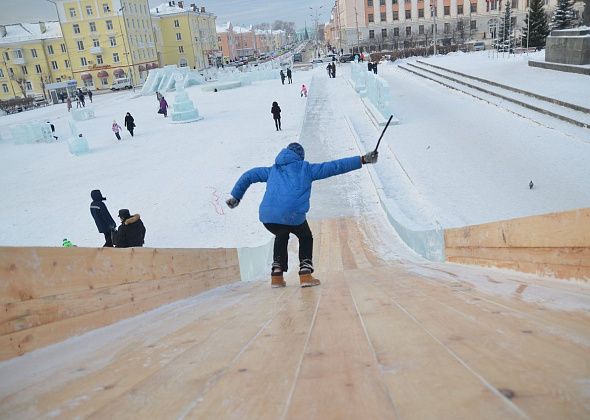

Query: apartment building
[53,0,158,91]
[0,22,71,100]
[151,1,218,69]
[217,22,237,62]
[331,0,560,52]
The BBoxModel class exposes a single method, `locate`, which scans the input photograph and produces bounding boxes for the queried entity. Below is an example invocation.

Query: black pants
[103,232,113,247]
[128,128,134,137]
[274,118,281,131]
[115,132,121,140]
[288,76,292,84]
[264,221,313,272]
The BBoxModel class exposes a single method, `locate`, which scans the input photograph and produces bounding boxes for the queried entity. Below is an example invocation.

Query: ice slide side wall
[0,247,242,361]
[445,208,590,281]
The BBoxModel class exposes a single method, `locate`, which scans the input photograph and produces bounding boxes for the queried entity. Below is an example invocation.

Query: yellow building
[54,0,158,91]
[0,22,71,100]
[150,1,218,69]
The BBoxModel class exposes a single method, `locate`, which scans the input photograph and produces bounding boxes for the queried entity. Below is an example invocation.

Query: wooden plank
[0,247,238,304]
[82,287,298,419]
[446,246,590,267]
[0,268,238,361]
[346,269,522,419]
[371,265,590,419]
[444,208,590,248]
[182,279,321,418]
[0,282,270,419]
[284,271,397,419]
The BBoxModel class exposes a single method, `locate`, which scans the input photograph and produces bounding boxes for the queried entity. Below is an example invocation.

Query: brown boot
[299,273,321,287]
[271,266,286,288]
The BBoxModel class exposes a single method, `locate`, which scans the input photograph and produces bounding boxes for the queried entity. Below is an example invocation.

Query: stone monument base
[545,27,590,65]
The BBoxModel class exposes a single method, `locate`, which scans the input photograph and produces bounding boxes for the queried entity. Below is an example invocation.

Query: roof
[0,22,62,45]
[150,2,214,17]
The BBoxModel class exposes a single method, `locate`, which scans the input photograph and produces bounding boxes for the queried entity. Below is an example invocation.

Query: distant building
[151,1,219,69]
[0,22,70,100]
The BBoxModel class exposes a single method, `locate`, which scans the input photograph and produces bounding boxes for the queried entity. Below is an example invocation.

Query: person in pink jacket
[159,96,168,117]
[112,120,122,140]
[300,84,308,98]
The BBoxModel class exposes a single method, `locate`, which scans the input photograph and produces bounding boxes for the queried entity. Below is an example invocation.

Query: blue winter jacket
[230,148,362,225]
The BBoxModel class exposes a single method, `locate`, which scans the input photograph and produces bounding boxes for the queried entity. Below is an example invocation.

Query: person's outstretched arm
[310,151,378,181]
[227,167,271,208]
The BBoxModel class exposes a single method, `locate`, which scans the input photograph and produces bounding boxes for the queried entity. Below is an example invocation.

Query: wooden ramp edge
[445,207,590,281]
[0,247,240,361]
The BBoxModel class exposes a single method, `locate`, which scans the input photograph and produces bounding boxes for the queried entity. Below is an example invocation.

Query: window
[471,2,477,12]
[176,32,182,40]
[80,57,88,66]
[471,20,477,29]
[380,0,385,4]
[22,66,28,75]
[458,5,463,14]
[457,21,464,31]
[444,22,450,33]
[179,45,184,53]
[73,24,80,34]
[51,60,58,70]
[90,22,97,32]
[419,8,424,17]
[93,39,100,47]
[419,25,424,34]
[97,54,103,64]
[106,20,113,30]
[65,59,70,68]
[8,68,14,76]
[444,6,450,15]
[393,11,399,20]
[0,69,3,77]
[2,84,8,93]
[61,43,66,52]
[512,0,518,8]
[109,36,117,46]
[69,7,76,17]
[31,48,38,58]
[405,9,411,18]
[101,77,109,86]
[103,3,110,13]
[113,52,120,63]
[77,40,85,51]
[86,5,93,15]
[511,16,517,27]
[26,81,33,91]
[382,28,387,38]
[47,45,54,55]
[381,12,386,21]
[392,0,397,3]
[405,26,411,36]
[368,14,374,23]
[369,29,375,39]
[368,0,373,6]
[174,19,180,27]
[3,51,9,61]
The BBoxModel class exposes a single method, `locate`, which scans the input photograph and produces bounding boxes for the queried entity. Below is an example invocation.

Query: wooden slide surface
[0,217,589,419]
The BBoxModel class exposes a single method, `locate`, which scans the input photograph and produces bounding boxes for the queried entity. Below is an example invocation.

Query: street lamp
[309,5,323,54]
[118,6,135,92]
[44,0,74,81]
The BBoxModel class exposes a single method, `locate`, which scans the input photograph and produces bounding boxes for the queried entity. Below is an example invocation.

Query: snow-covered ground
[0,53,589,248]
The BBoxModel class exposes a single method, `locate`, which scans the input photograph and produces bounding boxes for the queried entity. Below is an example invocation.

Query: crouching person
[113,209,146,248]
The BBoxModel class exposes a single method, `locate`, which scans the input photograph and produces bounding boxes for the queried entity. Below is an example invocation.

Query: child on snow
[159,96,168,117]
[226,142,378,288]
[300,84,308,97]
[271,101,281,131]
[112,120,122,140]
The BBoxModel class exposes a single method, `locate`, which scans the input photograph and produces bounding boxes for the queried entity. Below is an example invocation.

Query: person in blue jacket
[90,189,116,247]
[226,142,378,288]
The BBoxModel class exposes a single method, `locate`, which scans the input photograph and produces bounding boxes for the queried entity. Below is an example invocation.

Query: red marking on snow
[209,188,225,215]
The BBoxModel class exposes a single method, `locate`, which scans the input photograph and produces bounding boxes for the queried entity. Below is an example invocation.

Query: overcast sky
[0,0,333,29]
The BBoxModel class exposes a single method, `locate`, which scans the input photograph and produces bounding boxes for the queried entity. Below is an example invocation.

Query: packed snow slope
[0,53,589,248]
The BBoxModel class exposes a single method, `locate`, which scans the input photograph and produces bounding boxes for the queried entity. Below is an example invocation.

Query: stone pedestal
[545,27,590,65]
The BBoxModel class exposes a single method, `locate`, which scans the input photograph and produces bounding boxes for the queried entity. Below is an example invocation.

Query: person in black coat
[113,209,146,248]
[331,62,336,78]
[279,70,286,85]
[90,189,116,247]
[271,101,281,131]
[124,112,135,137]
[286,68,292,84]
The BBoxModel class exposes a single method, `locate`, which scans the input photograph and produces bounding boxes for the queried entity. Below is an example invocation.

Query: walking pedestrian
[66,96,72,112]
[46,121,58,140]
[78,89,85,107]
[124,112,135,137]
[158,96,168,117]
[326,63,332,78]
[271,101,281,131]
[286,68,292,84]
[90,189,116,247]
[87,89,93,103]
[280,70,286,85]
[226,143,379,288]
[372,61,378,74]
[331,62,336,78]
[300,84,308,97]
[112,120,122,140]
